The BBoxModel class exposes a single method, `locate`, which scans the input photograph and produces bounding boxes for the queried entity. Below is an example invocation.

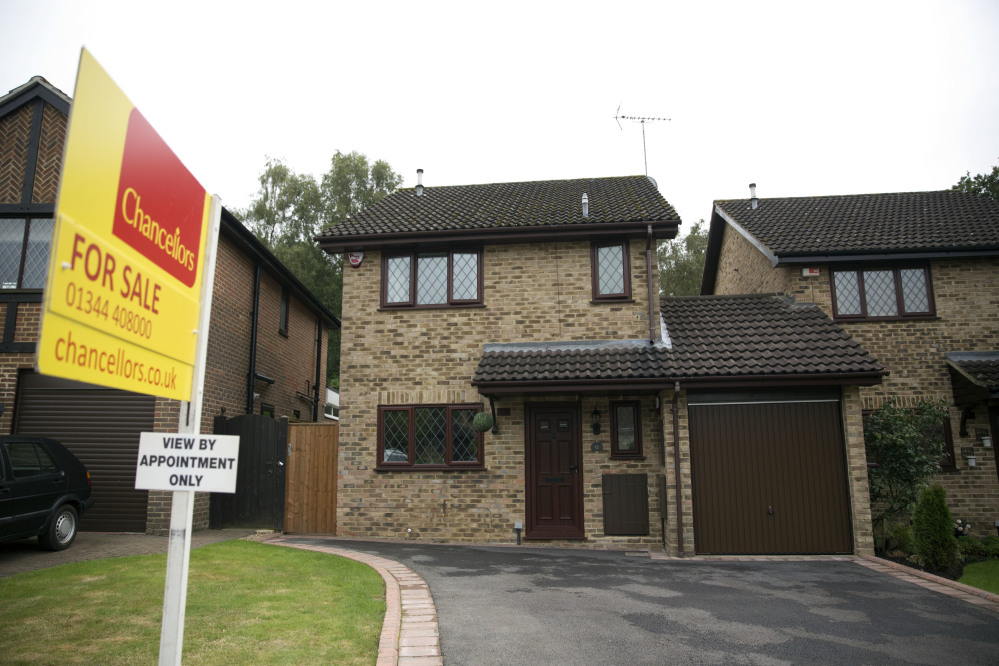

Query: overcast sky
[3,1,997,234]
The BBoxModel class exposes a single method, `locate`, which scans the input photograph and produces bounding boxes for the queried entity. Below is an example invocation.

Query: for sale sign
[36,49,211,401]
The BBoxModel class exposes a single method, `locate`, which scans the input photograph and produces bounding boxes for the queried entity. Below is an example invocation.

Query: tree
[240,152,403,389]
[953,161,999,201]
[864,398,950,544]
[657,220,708,299]
[911,484,957,574]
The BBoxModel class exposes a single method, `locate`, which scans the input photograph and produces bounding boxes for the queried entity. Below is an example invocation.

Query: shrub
[864,399,950,531]
[885,522,914,555]
[982,535,999,559]
[958,537,988,562]
[911,484,958,573]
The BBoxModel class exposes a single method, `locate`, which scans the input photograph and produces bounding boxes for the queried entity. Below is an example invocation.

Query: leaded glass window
[378,404,484,468]
[416,254,447,305]
[831,266,934,319]
[382,250,482,308]
[610,401,643,458]
[592,241,630,300]
[0,218,52,290]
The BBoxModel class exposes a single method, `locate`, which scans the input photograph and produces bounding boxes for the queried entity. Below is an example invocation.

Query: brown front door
[526,403,584,539]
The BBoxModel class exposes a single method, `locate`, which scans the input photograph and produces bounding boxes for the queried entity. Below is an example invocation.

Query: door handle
[568,465,579,474]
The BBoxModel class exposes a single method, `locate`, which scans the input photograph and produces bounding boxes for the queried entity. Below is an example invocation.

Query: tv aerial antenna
[614,104,671,177]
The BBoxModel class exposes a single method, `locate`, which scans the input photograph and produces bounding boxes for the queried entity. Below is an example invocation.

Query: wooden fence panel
[284,422,338,534]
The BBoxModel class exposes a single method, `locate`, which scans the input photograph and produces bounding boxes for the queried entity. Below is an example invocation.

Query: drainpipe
[246,264,262,415]
[314,319,323,422]
[672,381,684,556]
[646,224,656,344]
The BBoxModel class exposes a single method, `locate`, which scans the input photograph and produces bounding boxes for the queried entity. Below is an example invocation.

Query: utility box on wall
[602,473,649,536]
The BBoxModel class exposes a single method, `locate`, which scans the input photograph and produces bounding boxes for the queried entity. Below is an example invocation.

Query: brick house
[700,187,999,533]
[319,174,885,554]
[0,76,337,534]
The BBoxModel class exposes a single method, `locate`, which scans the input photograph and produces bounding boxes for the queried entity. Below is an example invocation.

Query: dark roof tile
[714,190,999,257]
[319,175,679,238]
[472,295,884,387]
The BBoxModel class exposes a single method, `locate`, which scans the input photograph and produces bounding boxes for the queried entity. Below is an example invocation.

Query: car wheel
[39,505,78,551]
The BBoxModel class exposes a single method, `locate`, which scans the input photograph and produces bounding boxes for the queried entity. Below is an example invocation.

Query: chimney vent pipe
[749,182,758,210]
[582,193,589,218]
[416,168,424,197]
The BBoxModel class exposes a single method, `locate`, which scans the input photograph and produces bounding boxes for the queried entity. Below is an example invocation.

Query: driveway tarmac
[286,539,999,666]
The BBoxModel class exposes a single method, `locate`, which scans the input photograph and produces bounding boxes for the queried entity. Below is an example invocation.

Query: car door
[0,446,11,537]
[3,440,66,537]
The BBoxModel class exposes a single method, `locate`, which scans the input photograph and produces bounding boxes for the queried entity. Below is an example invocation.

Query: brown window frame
[610,400,643,459]
[830,264,935,321]
[376,403,485,470]
[381,249,484,309]
[591,240,632,301]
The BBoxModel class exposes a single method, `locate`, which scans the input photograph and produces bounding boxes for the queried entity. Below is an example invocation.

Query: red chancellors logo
[112,108,204,288]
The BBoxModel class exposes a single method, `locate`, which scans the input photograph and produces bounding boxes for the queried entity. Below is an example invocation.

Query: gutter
[317,219,681,253]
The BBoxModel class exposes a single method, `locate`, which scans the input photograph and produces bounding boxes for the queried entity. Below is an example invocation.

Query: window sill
[609,455,646,461]
[375,464,486,472]
[833,314,939,323]
[379,303,486,312]
[591,298,635,305]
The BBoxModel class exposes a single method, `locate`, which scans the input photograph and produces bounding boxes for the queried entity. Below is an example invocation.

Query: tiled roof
[474,340,671,385]
[318,175,679,239]
[714,190,999,257]
[946,353,999,390]
[472,295,884,389]
[663,294,885,379]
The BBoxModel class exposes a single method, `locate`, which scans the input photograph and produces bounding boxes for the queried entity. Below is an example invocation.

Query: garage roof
[472,294,885,393]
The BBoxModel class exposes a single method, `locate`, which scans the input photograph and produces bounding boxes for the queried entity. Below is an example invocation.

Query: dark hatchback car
[0,436,94,550]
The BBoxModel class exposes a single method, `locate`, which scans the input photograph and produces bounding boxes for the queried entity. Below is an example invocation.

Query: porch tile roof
[317,175,680,238]
[714,190,999,257]
[472,295,885,389]
[945,352,999,390]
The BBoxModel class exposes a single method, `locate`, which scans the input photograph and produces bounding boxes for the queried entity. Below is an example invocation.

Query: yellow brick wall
[337,240,665,545]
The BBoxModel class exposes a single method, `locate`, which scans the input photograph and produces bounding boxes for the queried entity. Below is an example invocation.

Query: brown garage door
[689,394,853,554]
[14,372,156,532]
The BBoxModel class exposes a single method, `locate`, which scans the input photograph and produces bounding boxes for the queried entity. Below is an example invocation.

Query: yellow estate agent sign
[37,49,211,401]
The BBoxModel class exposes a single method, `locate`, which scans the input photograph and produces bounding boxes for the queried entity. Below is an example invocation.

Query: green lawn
[959,559,999,596]
[0,540,384,665]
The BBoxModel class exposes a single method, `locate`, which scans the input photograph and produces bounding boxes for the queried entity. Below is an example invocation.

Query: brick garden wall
[338,240,665,546]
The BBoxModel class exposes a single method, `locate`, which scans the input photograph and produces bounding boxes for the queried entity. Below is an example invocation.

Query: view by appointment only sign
[37,49,212,401]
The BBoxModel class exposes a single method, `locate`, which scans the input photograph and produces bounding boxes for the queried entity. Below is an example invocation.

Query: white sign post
[153,194,223,666]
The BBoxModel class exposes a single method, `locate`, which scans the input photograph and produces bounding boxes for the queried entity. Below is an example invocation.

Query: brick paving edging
[265,537,442,666]
[855,554,999,614]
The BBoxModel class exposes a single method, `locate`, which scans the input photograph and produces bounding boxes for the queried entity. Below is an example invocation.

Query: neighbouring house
[318,173,885,555]
[0,76,338,534]
[325,387,339,420]
[701,186,999,533]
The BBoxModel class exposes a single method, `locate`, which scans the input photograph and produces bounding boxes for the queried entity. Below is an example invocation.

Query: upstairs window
[382,250,482,308]
[279,287,289,335]
[0,217,54,290]
[591,241,631,301]
[831,265,934,320]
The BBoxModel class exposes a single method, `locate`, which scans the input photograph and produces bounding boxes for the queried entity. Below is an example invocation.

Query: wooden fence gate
[210,414,287,531]
[284,421,338,534]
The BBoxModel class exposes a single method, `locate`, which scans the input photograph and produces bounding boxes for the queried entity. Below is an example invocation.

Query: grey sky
[2,0,997,233]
